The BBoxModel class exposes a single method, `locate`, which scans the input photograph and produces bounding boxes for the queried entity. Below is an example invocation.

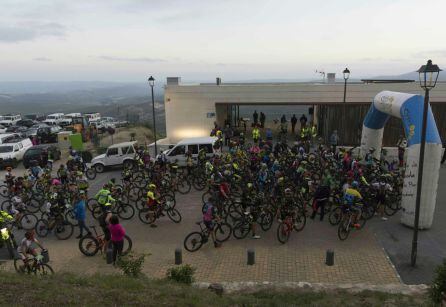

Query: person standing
[291,114,297,134]
[253,110,259,126]
[73,191,90,238]
[224,124,233,146]
[252,125,260,143]
[280,114,286,123]
[329,130,339,153]
[300,114,307,126]
[108,215,126,265]
[396,136,407,167]
[260,112,266,128]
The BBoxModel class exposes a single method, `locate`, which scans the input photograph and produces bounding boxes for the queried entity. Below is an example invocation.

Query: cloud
[0,22,66,43]
[97,56,167,63]
[33,57,52,62]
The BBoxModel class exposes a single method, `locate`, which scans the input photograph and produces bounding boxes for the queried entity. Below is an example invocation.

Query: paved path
[0,169,400,284]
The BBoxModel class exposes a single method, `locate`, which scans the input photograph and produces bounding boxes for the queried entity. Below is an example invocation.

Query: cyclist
[9,194,26,228]
[343,181,363,229]
[95,184,114,207]
[17,230,46,272]
[146,183,161,228]
[202,197,221,248]
[371,175,393,221]
[99,201,113,253]
[243,183,261,239]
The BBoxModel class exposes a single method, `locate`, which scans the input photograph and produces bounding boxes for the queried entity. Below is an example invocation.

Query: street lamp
[148,76,157,157]
[343,67,350,103]
[411,60,441,267]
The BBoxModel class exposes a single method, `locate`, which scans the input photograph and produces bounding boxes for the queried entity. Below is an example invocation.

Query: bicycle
[35,212,74,240]
[276,208,306,244]
[14,253,54,276]
[78,226,132,257]
[184,220,232,252]
[138,199,182,225]
[337,205,366,241]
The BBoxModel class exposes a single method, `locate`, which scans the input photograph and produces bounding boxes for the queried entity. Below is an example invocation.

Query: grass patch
[0,271,429,306]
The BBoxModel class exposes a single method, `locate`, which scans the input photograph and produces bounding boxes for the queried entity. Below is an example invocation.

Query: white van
[44,113,65,125]
[90,141,137,173]
[0,133,22,145]
[0,114,21,127]
[59,113,82,126]
[85,113,101,124]
[0,138,33,167]
[162,137,218,166]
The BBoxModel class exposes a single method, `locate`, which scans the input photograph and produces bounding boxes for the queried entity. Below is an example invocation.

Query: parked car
[0,125,6,134]
[0,114,21,127]
[5,125,28,135]
[23,144,61,169]
[16,119,36,128]
[0,133,22,144]
[160,137,217,166]
[0,138,33,168]
[43,113,64,126]
[90,141,137,173]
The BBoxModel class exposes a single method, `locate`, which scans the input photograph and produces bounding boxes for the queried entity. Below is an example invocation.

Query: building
[163,77,446,145]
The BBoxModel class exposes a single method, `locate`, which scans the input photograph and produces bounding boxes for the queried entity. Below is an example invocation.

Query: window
[107,148,119,156]
[169,145,186,156]
[14,145,19,151]
[122,146,135,155]
[188,144,199,155]
[18,143,23,149]
[127,146,135,154]
[199,144,213,154]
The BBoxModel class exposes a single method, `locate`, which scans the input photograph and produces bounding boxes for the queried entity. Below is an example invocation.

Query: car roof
[108,141,137,149]
[177,137,217,145]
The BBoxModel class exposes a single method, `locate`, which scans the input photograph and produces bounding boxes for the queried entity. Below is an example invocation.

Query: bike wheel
[35,219,49,237]
[337,220,350,241]
[277,222,291,244]
[1,200,11,211]
[79,235,100,256]
[328,207,342,226]
[233,221,250,239]
[384,203,399,216]
[27,198,41,213]
[92,206,103,220]
[35,263,54,276]
[54,220,74,240]
[163,194,176,209]
[138,208,156,224]
[65,209,78,226]
[215,222,232,242]
[192,176,206,191]
[87,198,98,213]
[293,212,306,232]
[184,232,204,252]
[117,204,135,220]
[260,211,274,231]
[362,204,376,220]
[201,191,212,204]
[167,208,182,223]
[128,187,141,203]
[0,185,9,198]
[177,179,191,195]
[86,168,97,180]
[20,213,38,230]
[122,235,133,255]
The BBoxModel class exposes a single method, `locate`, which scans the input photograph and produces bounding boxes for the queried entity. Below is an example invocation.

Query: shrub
[430,258,446,304]
[116,251,149,277]
[166,265,196,284]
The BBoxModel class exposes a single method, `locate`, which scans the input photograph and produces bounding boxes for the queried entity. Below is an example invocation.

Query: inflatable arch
[360,91,442,229]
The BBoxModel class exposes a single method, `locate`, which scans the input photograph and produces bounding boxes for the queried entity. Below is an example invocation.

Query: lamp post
[343,68,350,103]
[148,76,157,156]
[411,60,441,267]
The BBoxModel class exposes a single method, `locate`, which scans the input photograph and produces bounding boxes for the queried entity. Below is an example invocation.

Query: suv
[0,115,21,127]
[90,141,136,173]
[23,144,62,168]
[0,138,33,168]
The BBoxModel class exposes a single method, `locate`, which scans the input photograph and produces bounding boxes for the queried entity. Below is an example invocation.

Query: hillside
[0,272,427,306]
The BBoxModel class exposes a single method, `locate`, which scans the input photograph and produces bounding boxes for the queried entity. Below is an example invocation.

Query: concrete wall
[164,81,446,143]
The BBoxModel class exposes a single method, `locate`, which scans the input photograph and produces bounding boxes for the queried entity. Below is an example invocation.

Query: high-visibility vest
[311,126,317,137]
[300,128,307,138]
[252,128,260,139]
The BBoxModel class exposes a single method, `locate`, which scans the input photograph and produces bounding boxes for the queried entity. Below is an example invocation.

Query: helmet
[247,183,253,189]
[284,188,292,194]
[352,181,359,188]
[6,167,12,171]
[223,170,231,177]
[148,184,156,190]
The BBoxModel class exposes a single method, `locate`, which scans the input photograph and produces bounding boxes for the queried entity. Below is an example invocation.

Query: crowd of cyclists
[0,123,405,274]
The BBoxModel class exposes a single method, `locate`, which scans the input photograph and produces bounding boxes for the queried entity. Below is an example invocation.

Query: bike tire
[35,263,54,276]
[122,235,133,255]
[138,208,156,224]
[294,211,306,232]
[260,211,274,231]
[167,208,182,223]
[0,185,9,198]
[86,168,97,180]
[35,219,49,237]
[277,222,291,244]
[328,207,342,226]
[1,200,11,211]
[20,213,38,230]
[337,220,350,241]
[27,198,41,214]
[184,232,204,252]
[54,220,74,240]
[232,221,250,239]
[87,198,98,213]
[177,179,191,195]
[117,204,135,220]
[65,209,79,226]
[201,191,212,204]
[79,235,100,256]
[215,222,232,242]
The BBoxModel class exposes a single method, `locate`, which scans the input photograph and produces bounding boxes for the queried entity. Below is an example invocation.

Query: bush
[166,265,196,284]
[116,251,148,277]
[430,259,446,304]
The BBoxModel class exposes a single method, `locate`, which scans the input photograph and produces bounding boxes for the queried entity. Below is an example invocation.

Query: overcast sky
[1,0,445,82]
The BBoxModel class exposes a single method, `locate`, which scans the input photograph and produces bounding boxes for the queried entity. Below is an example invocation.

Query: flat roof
[109,141,137,148]
[177,137,217,144]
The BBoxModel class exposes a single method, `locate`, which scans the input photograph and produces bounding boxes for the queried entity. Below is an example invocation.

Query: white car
[0,138,33,168]
[0,125,6,134]
[90,141,137,173]
[43,113,65,126]
[159,137,218,166]
[0,115,21,127]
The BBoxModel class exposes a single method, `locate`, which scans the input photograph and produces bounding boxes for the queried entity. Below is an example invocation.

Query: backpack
[202,202,214,222]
